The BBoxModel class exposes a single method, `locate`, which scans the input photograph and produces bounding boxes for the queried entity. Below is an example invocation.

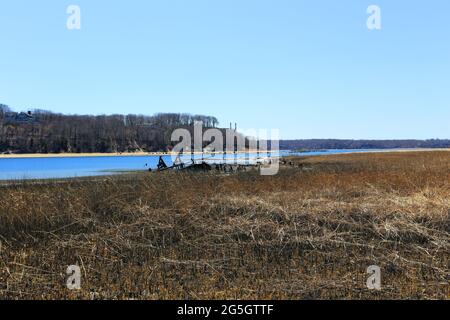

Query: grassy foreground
[0,151,448,299]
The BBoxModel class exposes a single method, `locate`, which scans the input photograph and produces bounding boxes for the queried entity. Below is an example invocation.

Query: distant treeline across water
[279,139,450,150]
[0,104,221,154]
[1,104,449,154]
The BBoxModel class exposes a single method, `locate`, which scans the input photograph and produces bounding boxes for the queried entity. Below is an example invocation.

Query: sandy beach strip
[0,150,271,159]
[0,148,448,159]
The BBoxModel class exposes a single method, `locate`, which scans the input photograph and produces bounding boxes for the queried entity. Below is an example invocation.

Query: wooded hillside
[0,104,219,153]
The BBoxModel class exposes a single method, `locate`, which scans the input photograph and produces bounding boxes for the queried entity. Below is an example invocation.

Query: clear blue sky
[1,0,449,139]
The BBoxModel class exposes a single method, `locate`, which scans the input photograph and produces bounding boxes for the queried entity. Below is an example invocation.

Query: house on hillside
[5,111,37,124]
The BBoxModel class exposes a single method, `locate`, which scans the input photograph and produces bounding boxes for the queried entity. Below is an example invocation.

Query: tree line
[0,104,219,154]
[279,139,450,150]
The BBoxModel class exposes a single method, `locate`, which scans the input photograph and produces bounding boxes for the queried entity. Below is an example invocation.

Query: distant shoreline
[0,148,449,159]
[0,152,162,159]
[0,150,268,159]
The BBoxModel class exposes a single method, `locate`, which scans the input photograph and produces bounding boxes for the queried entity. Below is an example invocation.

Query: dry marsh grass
[0,151,449,299]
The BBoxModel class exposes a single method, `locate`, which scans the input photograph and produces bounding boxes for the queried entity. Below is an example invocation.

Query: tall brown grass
[0,151,448,299]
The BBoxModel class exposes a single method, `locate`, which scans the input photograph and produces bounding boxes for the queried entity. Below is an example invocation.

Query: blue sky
[1,0,449,139]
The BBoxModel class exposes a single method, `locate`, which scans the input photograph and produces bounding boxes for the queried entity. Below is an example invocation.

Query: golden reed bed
[0,151,448,299]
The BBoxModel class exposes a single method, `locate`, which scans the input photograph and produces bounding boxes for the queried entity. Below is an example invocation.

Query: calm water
[0,149,379,180]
